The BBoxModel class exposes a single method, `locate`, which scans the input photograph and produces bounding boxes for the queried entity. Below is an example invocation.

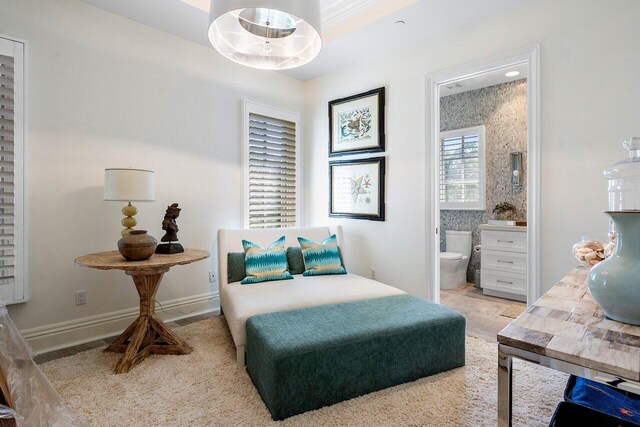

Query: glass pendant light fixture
[208,0,322,70]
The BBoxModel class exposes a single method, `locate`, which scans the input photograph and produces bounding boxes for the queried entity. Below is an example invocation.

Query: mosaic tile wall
[440,79,527,283]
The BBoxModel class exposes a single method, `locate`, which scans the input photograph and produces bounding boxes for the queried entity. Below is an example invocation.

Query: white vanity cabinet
[479,225,527,301]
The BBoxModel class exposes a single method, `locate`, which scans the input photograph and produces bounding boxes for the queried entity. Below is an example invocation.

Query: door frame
[424,45,541,305]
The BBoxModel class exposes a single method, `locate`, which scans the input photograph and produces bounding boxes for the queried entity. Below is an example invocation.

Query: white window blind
[0,37,25,304]
[440,126,486,210]
[245,104,299,229]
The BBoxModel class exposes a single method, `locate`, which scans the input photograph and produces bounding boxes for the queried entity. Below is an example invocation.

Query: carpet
[40,316,567,426]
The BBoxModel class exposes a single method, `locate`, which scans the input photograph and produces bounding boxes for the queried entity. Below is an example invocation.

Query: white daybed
[217,226,405,365]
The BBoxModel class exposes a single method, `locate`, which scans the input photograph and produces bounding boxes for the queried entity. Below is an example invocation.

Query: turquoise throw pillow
[241,236,293,285]
[297,235,347,276]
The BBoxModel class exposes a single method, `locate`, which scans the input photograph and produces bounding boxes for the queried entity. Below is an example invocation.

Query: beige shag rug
[41,316,567,426]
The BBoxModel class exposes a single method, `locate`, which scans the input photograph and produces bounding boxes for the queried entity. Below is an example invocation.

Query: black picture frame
[328,87,385,157]
[329,157,385,221]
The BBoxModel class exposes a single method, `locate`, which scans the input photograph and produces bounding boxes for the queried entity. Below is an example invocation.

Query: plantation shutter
[0,38,25,304]
[247,112,297,229]
[440,127,484,210]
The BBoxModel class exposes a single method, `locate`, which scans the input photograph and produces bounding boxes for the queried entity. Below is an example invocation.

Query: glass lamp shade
[104,168,155,202]
[208,0,322,70]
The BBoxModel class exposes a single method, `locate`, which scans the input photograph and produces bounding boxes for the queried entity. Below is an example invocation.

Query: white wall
[0,0,305,350]
[2,0,640,351]
[303,0,640,297]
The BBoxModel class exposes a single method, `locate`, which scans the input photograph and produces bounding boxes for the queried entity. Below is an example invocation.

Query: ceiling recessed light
[395,20,406,25]
[505,71,520,77]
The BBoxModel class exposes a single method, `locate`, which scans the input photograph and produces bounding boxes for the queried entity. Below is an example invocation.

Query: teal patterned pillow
[297,234,347,276]
[241,236,293,285]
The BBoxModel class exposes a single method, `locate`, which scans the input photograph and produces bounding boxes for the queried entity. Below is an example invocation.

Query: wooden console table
[497,267,640,426]
[75,249,209,374]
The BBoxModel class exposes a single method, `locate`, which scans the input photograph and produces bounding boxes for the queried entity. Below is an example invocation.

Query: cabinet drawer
[481,270,526,295]
[482,250,527,274]
[481,230,527,253]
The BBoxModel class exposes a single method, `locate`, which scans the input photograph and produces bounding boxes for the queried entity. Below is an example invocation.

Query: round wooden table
[74,249,210,374]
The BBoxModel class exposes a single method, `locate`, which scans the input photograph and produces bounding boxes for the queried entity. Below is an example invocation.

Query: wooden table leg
[149,314,192,354]
[114,316,150,374]
[104,267,192,374]
[104,317,139,353]
[498,344,513,427]
[0,366,13,411]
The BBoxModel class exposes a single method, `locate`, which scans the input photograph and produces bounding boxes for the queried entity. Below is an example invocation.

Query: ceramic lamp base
[117,230,158,261]
[155,242,184,254]
[121,203,138,236]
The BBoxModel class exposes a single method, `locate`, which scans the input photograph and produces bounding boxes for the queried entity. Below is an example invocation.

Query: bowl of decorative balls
[572,237,606,267]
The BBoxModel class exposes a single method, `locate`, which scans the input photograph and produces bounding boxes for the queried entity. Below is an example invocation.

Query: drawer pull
[497,260,514,264]
[497,240,514,244]
[497,279,514,285]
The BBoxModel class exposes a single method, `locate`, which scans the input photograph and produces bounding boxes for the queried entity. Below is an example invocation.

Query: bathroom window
[439,126,486,210]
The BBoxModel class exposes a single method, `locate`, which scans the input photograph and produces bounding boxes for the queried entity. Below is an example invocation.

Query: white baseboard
[21,292,220,355]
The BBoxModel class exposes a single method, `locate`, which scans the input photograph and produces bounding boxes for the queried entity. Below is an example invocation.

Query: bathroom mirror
[510,152,523,192]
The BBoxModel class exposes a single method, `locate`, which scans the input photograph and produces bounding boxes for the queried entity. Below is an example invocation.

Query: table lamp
[104,168,155,236]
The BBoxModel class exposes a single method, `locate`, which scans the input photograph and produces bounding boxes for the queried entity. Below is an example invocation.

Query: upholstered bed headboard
[217,226,345,292]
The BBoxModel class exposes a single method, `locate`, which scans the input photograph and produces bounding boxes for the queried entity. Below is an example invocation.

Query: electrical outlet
[75,290,87,305]
[208,271,216,283]
[371,270,376,280]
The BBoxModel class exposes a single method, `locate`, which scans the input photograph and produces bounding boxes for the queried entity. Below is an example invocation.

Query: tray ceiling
[79,0,529,81]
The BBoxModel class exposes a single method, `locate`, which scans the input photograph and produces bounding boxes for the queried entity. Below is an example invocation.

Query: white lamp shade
[104,168,155,202]
[208,0,322,70]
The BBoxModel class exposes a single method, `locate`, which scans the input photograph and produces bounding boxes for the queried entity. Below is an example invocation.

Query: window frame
[439,125,486,211]
[0,35,27,304]
[242,101,301,229]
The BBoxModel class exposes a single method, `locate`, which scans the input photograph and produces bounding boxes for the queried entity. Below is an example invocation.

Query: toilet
[440,230,472,290]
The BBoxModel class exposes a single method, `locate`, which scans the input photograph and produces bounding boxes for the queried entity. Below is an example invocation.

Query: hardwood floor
[441,284,526,343]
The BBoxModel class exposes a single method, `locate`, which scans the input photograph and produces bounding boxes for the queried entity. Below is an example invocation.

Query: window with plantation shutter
[243,102,300,229]
[0,37,26,304]
[439,126,486,210]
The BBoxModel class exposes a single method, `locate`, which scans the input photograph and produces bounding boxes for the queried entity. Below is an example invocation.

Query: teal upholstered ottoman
[246,294,466,420]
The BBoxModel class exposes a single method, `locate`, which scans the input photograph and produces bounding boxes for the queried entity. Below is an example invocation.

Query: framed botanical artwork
[329,157,385,221]
[328,87,385,156]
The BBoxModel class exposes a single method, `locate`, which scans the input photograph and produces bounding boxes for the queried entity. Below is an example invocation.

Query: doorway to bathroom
[425,46,540,340]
